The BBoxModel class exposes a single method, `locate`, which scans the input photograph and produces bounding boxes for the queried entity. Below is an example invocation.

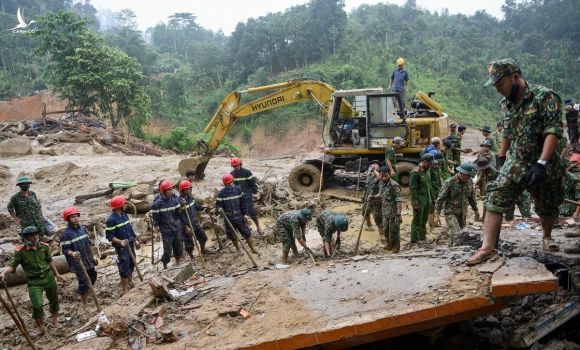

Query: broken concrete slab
[33,161,80,180]
[60,336,114,350]
[491,257,558,297]
[0,137,31,156]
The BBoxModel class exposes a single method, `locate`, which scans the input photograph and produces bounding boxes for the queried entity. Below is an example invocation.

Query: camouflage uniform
[504,190,532,221]
[559,172,580,217]
[7,191,45,237]
[492,129,503,149]
[378,179,403,251]
[484,135,498,153]
[316,210,339,242]
[435,175,478,246]
[275,210,305,252]
[363,171,382,227]
[449,132,462,164]
[476,149,496,164]
[430,167,443,213]
[409,165,432,242]
[440,151,452,180]
[485,64,566,217]
[475,165,499,197]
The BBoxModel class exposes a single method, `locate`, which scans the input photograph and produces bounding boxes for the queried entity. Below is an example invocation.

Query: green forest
[0,0,578,150]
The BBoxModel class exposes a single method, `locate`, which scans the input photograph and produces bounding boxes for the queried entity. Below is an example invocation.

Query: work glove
[496,156,506,168]
[524,162,547,186]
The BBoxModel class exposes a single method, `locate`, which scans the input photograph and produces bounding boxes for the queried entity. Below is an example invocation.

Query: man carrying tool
[60,207,97,308]
[230,157,263,235]
[434,163,480,246]
[8,176,47,240]
[0,226,64,337]
[373,167,403,252]
[316,210,349,257]
[466,58,566,265]
[385,136,405,178]
[409,154,433,242]
[216,174,259,254]
[363,160,382,232]
[152,180,185,269]
[178,180,208,257]
[105,195,140,294]
[275,208,313,263]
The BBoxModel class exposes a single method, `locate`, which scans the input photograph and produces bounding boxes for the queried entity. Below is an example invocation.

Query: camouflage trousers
[559,202,577,217]
[382,217,400,252]
[276,222,303,252]
[367,200,383,227]
[504,190,532,221]
[445,213,466,247]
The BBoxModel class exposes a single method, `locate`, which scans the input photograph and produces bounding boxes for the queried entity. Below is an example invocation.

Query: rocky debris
[0,164,11,178]
[34,161,80,180]
[0,137,31,156]
[0,117,171,157]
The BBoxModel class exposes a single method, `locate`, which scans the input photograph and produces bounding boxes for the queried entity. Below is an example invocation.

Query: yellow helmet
[396,57,405,65]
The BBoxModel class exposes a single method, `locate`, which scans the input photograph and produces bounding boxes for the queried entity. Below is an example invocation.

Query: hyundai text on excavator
[178,79,448,191]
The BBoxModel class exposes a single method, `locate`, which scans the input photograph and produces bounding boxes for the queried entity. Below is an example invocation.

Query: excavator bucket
[178,156,205,178]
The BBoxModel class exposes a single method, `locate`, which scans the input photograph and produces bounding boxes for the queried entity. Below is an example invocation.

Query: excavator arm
[178,79,353,178]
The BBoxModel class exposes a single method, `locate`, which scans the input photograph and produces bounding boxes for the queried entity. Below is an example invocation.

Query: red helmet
[62,206,80,221]
[222,174,234,185]
[179,180,192,191]
[159,180,174,192]
[230,157,242,167]
[110,195,126,209]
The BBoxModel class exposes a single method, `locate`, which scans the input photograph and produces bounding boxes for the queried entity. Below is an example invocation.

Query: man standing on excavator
[388,57,409,107]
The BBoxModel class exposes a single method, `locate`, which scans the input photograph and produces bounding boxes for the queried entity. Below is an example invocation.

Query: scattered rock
[38,147,57,156]
[0,165,10,179]
[34,161,79,180]
[0,137,31,156]
[485,315,500,326]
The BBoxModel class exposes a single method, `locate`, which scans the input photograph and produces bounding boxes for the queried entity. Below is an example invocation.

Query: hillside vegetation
[0,0,578,148]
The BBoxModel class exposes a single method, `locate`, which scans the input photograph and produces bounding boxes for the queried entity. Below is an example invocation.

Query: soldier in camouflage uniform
[475,139,496,164]
[363,161,382,233]
[559,171,580,217]
[275,208,313,263]
[449,124,461,165]
[474,157,499,198]
[479,125,498,152]
[492,122,503,150]
[316,210,349,257]
[409,154,433,242]
[435,163,480,246]
[371,167,403,252]
[385,136,405,179]
[8,176,47,239]
[504,190,532,221]
[440,139,454,179]
[429,158,443,228]
[467,58,566,266]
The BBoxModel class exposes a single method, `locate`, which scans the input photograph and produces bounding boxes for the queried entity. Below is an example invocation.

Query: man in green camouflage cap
[434,163,480,246]
[475,139,496,164]
[316,210,349,257]
[8,176,47,239]
[372,167,403,252]
[409,153,433,242]
[466,58,566,265]
[275,208,314,263]
[362,160,382,230]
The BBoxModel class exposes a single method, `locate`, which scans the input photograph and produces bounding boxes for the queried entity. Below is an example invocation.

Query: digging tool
[317,153,325,200]
[219,210,258,268]
[0,284,37,350]
[355,157,362,194]
[127,243,144,281]
[183,207,206,269]
[75,255,101,312]
[564,198,580,207]
[92,227,101,261]
[354,194,374,255]
[304,246,316,264]
[147,212,155,265]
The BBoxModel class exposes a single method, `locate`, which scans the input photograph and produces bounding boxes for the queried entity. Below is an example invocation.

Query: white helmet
[431,137,441,144]
[393,136,405,146]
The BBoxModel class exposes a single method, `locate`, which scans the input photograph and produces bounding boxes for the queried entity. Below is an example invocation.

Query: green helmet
[334,215,349,231]
[21,225,39,237]
[299,208,312,221]
[16,176,32,185]
[456,162,477,177]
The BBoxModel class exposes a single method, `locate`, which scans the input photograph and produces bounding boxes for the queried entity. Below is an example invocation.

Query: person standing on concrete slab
[61,207,97,308]
[466,58,566,265]
[8,176,47,239]
[434,163,480,246]
[0,226,64,338]
[316,210,349,257]
[230,157,263,235]
[275,208,313,263]
[409,154,433,242]
[106,195,139,294]
[373,167,403,252]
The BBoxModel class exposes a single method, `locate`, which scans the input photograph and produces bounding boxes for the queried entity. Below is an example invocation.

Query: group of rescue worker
[1,57,579,338]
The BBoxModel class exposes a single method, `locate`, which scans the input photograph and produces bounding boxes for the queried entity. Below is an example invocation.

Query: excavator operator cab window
[366,94,407,149]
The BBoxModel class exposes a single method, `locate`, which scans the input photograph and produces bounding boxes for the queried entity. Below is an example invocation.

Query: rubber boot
[365,214,373,229]
[199,241,206,254]
[245,237,260,255]
[186,249,194,260]
[282,250,289,264]
[232,238,241,252]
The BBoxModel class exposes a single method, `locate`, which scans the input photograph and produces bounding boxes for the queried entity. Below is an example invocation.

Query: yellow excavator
[178,79,448,191]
